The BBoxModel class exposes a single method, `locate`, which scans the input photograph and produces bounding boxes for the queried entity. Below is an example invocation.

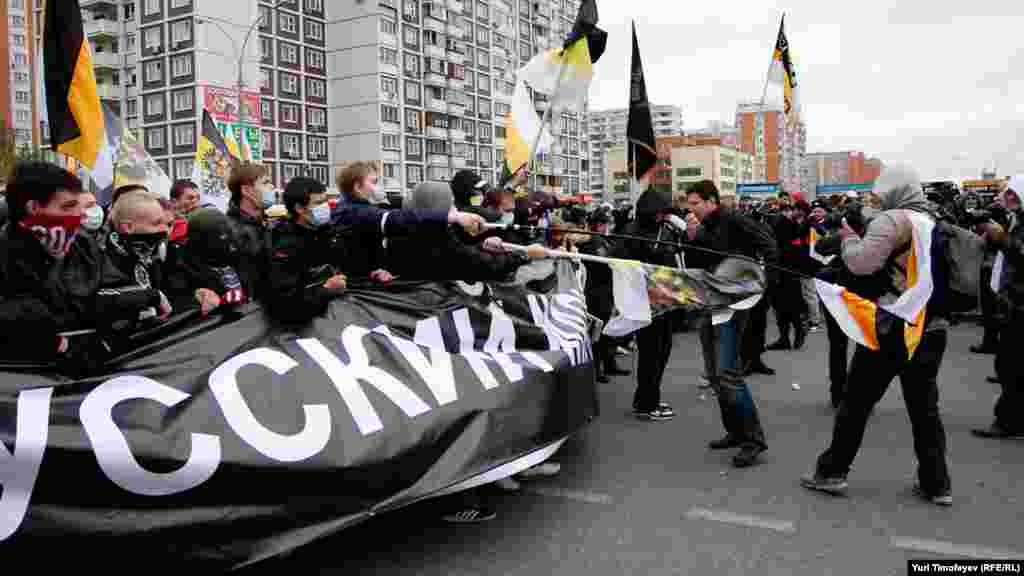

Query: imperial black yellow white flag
[43,0,111,184]
[767,14,800,124]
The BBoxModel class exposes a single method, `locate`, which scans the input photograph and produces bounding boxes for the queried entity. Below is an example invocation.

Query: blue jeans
[700,311,768,450]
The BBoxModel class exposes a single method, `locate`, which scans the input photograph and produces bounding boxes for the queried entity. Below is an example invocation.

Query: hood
[408,181,453,211]
[188,208,238,265]
[634,188,672,226]
[872,164,931,213]
[450,170,486,208]
[1002,175,1024,212]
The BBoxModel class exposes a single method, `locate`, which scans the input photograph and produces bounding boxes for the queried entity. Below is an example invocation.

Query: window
[308,107,326,128]
[174,124,194,147]
[144,0,160,16]
[283,163,302,181]
[382,163,399,179]
[406,136,422,157]
[280,72,299,94]
[126,34,137,51]
[145,93,164,116]
[173,89,193,112]
[477,73,490,94]
[379,47,397,65]
[479,123,492,142]
[477,51,489,68]
[404,80,421,105]
[404,52,420,76]
[282,133,301,156]
[280,42,298,65]
[171,54,191,77]
[144,60,163,82]
[261,100,274,122]
[480,147,492,166]
[305,19,323,41]
[171,20,191,44]
[260,68,272,90]
[676,166,702,178]
[125,3,135,19]
[175,158,194,180]
[465,69,475,91]
[426,139,448,154]
[144,27,161,50]
[280,103,299,123]
[171,0,190,7]
[260,37,273,60]
[306,48,324,70]
[381,104,399,123]
[127,99,138,116]
[13,72,28,84]
[382,134,401,150]
[478,99,491,117]
[146,128,164,149]
[403,27,419,50]
[464,45,475,64]
[406,165,423,187]
[426,112,447,129]
[495,102,510,116]
[13,53,26,67]
[476,27,489,44]
[11,0,23,8]
[405,109,421,132]
[308,78,325,98]
[279,13,297,33]
[448,63,465,80]
[307,137,327,159]
[306,0,323,11]
[261,131,273,151]
[476,1,489,20]
[15,110,29,124]
[259,5,272,30]
[402,0,418,21]
[10,16,24,28]
[381,18,396,35]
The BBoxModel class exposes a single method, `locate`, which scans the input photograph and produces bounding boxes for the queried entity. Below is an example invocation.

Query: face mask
[499,212,515,225]
[310,203,331,227]
[19,212,82,259]
[82,206,105,231]
[262,188,276,209]
[369,188,388,205]
[124,232,168,260]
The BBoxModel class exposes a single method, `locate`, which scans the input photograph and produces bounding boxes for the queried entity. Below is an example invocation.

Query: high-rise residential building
[735,100,806,196]
[5,0,35,146]
[803,151,883,196]
[586,104,682,196]
[327,0,590,203]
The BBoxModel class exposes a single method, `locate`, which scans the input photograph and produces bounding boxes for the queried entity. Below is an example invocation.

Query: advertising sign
[203,85,262,161]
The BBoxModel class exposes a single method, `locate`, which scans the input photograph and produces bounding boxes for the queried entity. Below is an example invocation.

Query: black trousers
[815,330,950,495]
[700,311,768,450]
[633,315,674,411]
[993,312,1024,432]
[740,296,769,369]
[823,307,850,405]
[979,264,1001,348]
[773,278,806,342]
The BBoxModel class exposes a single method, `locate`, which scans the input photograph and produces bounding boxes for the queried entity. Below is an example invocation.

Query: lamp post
[196,1,285,160]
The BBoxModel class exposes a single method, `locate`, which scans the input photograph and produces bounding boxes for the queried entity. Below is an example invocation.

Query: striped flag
[193,109,238,212]
[43,0,111,185]
[767,14,800,124]
[504,0,606,179]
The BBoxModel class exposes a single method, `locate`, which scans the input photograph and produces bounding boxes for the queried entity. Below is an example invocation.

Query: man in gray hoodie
[801,165,952,506]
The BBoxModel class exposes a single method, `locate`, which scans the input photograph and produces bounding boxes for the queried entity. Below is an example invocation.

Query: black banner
[0,271,597,569]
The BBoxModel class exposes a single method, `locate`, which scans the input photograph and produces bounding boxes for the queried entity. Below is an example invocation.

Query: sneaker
[913,484,952,507]
[697,374,712,389]
[635,407,675,421]
[806,323,823,333]
[441,507,497,523]
[800,473,849,495]
[732,446,765,468]
[708,435,742,450]
[971,425,1024,439]
[494,477,521,491]
[517,462,561,478]
[633,403,675,416]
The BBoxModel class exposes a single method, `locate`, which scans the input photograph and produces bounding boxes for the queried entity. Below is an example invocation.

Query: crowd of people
[0,158,1021,522]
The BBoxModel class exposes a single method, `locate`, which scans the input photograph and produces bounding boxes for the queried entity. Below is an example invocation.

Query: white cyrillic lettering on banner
[483,303,524,382]
[452,308,499,389]
[80,376,220,496]
[373,324,457,406]
[209,348,331,463]
[299,327,431,436]
[0,387,52,541]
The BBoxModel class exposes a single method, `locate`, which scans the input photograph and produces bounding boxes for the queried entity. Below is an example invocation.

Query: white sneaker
[495,477,521,491]
[517,462,561,478]
[697,374,711,389]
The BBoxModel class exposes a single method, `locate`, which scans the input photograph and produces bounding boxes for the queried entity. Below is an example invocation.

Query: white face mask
[82,205,105,231]
[310,203,331,227]
[499,212,515,225]
[369,188,389,205]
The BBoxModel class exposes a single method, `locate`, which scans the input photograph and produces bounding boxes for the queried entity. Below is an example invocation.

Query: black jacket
[577,235,614,322]
[990,215,1024,314]
[688,207,778,271]
[613,189,685,267]
[386,225,529,282]
[265,220,345,322]
[330,198,450,278]
[226,203,270,301]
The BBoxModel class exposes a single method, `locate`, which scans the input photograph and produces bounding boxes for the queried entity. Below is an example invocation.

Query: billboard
[202,85,262,161]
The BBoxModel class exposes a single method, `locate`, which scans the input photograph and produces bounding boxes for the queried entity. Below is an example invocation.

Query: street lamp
[195,0,287,158]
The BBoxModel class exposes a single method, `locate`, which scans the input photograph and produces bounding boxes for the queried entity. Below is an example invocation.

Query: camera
[965,204,1009,228]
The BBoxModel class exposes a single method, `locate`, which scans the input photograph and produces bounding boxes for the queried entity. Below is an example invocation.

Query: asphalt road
[245,320,1023,575]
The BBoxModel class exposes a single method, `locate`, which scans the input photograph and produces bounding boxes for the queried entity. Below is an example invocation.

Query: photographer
[964,193,1010,354]
[972,176,1024,439]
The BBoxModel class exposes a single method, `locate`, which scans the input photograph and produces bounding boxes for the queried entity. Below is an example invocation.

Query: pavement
[244,320,1023,576]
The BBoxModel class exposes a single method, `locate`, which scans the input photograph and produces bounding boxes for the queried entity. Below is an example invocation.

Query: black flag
[626,21,657,188]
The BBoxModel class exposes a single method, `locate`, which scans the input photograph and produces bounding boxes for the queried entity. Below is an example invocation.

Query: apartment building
[5,0,34,145]
[327,0,590,203]
[803,151,883,195]
[735,100,806,197]
[586,104,682,195]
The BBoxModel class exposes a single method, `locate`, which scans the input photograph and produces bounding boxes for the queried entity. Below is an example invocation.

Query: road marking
[522,486,613,505]
[684,507,796,533]
[890,537,1024,559]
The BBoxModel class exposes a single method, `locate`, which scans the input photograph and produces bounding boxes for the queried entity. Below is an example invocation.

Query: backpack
[933,220,985,314]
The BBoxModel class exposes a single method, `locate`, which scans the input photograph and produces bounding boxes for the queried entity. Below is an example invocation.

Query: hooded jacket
[989,178,1024,313]
[613,188,685,267]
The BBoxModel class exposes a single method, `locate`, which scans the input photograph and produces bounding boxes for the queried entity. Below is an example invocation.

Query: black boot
[605,358,631,376]
[793,326,807,350]
[765,338,791,351]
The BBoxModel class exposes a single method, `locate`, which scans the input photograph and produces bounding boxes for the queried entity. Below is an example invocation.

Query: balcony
[423,15,446,35]
[380,62,399,76]
[381,31,398,48]
[382,121,401,133]
[92,51,120,69]
[449,128,466,140]
[84,18,118,38]
[447,0,464,11]
[95,83,120,100]
[383,150,401,162]
[426,126,447,139]
[80,0,118,8]
[446,100,465,115]
[446,22,464,37]
[425,44,446,60]
[424,71,446,87]
[494,137,505,148]
[447,50,465,64]
[428,154,449,166]
[425,98,446,113]
[451,156,466,169]
[446,76,464,90]
[383,177,402,190]
[379,90,399,103]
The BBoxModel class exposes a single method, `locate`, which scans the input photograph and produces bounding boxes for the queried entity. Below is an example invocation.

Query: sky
[585,0,1024,181]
